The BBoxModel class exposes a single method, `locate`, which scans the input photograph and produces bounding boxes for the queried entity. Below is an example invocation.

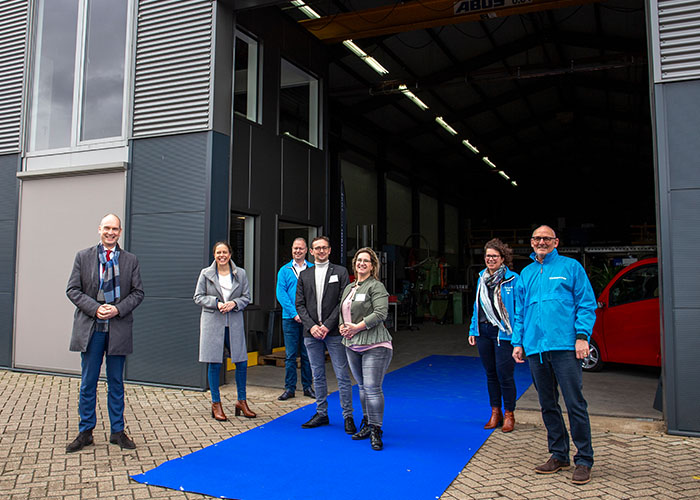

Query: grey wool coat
[194,260,251,363]
[66,244,145,355]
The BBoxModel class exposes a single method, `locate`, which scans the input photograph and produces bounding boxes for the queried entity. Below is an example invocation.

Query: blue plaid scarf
[96,244,121,332]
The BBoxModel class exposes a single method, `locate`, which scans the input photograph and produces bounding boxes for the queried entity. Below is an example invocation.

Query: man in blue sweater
[275,238,315,401]
[512,225,597,485]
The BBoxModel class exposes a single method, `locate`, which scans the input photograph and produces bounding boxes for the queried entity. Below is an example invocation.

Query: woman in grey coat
[194,241,256,420]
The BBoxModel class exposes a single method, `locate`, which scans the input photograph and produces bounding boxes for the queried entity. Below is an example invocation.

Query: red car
[582,257,661,372]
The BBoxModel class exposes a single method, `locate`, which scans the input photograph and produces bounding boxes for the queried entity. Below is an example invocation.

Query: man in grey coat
[296,236,355,433]
[65,214,144,453]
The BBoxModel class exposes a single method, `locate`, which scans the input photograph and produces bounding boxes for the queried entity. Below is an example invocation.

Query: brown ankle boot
[502,410,515,432]
[483,407,503,429]
[235,400,257,418]
[211,402,227,421]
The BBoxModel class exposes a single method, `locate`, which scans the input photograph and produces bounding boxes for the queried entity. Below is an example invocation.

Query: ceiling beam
[299,0,604,43]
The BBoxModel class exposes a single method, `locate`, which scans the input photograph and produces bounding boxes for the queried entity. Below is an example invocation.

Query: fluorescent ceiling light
[343,40,367,58]
[462,139,479,154]
[399,84,429,110]
[435,116,458,135]
[511,181,518,187]
[482,156,496,168]
[342,39,389,75]
[291,0,321,19]
[498,171,510,180]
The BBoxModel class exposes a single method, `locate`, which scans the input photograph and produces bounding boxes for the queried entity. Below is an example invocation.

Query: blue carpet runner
[132,355,532,500]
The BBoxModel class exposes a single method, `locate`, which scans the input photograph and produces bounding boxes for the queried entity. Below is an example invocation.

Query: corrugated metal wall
[0,0,28,154]
[132,0,214,137]
[0,154,19,368]
[649,0,700,82]
[649,0,700,436]
[127,132,212,388]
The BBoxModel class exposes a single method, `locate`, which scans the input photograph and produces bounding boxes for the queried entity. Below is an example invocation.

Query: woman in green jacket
[339,247,393,451]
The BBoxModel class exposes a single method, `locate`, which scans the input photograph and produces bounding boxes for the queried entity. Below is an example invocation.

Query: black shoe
[278,390,295,401]
[370,425,383,451]
[301,413,329,428]
[344,417,357,435]
[352,418,371,440]
[109,431,136,450]
[303,387,316,398]
[66,430,93,453]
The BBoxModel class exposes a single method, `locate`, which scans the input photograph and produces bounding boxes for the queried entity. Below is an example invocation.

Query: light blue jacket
[276,259,313,319]
[512,249,597,356]
[468,267,520,342]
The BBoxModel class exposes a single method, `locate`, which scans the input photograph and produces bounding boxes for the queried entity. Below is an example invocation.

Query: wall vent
[0,0,28,154]
[652,0,700,82]
[133,0,214,137]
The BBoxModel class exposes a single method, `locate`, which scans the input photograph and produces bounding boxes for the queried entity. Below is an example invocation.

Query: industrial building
[0,0,697,436]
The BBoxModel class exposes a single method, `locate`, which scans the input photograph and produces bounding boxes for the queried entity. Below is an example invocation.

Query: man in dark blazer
[65,214,144,453]
[296,236,355,433]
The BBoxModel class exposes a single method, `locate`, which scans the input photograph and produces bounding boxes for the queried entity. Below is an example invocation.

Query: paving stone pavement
[1,369,699,500]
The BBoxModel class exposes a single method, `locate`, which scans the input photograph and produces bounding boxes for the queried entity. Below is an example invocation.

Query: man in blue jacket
[512,225,597,485]
[275,238,314,401]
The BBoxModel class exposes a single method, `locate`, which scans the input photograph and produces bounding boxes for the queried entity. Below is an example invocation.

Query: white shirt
[218,273,233,301]
[292,260,307,279]
[314,261,329,323]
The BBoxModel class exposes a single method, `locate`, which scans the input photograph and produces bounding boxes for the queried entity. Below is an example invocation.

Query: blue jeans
[79,331,126,433]
[529,350,594,467]
[476,323,516,411]
[282,318,312,392]
[304,335,353,418]
[208,362,247,401]
[345,347,393,427]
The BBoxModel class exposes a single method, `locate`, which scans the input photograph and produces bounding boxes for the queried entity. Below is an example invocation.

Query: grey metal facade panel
[0,293,11,367]
[281,139,308,218]
[671,308,700,432]
[651,0,700,82]
[248,127,281,213]
[231,120,250,209]
[208,131,231,247]
[0,0,28,154]
[309,151,325,223]
[669,190,700,307]
[132,0,214,137]
[664,80,700,189]
[126,297,205,388]
[0,153,18,367]
[130,212,206,299]
[130,133,208,214]
[0,220,15,295]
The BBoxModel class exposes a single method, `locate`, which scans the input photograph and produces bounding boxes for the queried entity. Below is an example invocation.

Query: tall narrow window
[231,214,256,300]
[28,0,131,152]
[29,0,80,151]
[80,0,128,141]
[279,59,319,147]
[233,32,259,122]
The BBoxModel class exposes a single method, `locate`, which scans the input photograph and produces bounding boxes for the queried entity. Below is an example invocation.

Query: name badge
[329,275,339,283]
[355,293,366,301]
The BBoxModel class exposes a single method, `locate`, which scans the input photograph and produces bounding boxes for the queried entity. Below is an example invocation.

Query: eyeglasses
[484,255,501,260]
[312,246,329,251]
[531,236,556,243]
[356,258,372,263]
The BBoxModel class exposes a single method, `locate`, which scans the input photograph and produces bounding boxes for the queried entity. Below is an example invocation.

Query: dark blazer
[66,244,144,355]
[296,262,349,338]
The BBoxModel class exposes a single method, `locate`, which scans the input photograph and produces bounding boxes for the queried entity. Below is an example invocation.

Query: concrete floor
[247,322,663,422]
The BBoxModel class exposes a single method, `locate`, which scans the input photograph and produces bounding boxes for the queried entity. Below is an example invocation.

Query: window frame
[278,57,320,148]
[25,0,135,157]
[230,212,257,302]
[232,30,261,124]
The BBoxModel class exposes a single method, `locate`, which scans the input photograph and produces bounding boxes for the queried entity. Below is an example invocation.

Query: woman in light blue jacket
[468,238,519,433]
